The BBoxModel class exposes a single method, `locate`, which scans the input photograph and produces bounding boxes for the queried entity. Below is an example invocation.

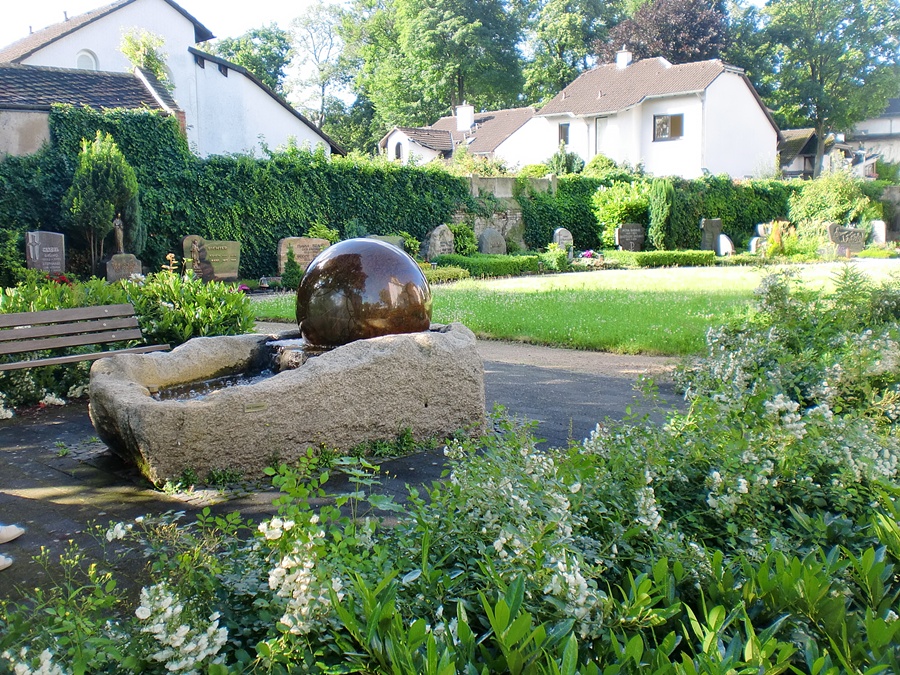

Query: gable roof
[0,0,214,64]
[0,62,177,112]
[187,48,345,156]
[388,127,454,152]
[431,107,536,154]
[539,57,780,136]
[778,128,815,165]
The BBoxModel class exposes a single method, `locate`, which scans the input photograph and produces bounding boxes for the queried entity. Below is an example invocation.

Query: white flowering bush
[3,267,900,673]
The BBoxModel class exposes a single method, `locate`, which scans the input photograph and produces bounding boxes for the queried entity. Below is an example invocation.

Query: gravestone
[106,254,142,282]
[182,235,241,282]
[700,218,722,251]
[872,220,887,245]
[278,237,330,274]
[826,223,866,256]
[367,235,405,251]
[478,227,506,255]
[25,231,65,274]
[749,223,770,254]
[422,225,455,260]
[615,223,645,252]
[717,234,735,256]
[553,227,575,260]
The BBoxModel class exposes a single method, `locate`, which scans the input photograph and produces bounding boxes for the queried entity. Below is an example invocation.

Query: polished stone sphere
[296,238,432,347]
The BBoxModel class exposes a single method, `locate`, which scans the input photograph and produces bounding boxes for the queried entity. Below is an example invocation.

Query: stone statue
[113,213,125,254]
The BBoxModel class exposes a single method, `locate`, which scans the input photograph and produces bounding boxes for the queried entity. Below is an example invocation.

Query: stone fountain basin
[88,323,485,484]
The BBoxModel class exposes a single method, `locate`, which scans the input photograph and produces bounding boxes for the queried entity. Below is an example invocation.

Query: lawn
[253,261,900,356]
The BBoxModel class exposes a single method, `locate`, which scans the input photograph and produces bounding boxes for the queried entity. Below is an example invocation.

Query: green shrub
[122,268,254,347]
[538,243,570,272]
[306,221,340,244]
[422,264,470,284]
[592,180,651,247]
[581,152,618,177]
[517,163,549,178]
[280,248,304,291]
[447,222,478,256]
[857,247,898,258]
[788,170,871,239]
[545,141,584,175]
[603,249,717,268]
[647,177,674,250]
[396,230,420,257]
[432,253,540,277]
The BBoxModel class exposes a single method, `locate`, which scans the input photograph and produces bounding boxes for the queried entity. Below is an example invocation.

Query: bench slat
[0,304,136,329]
[0,344,171,371]
[0,316,139,344]
[0,328,145,356]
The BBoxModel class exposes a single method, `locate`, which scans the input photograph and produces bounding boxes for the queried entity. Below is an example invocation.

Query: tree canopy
[210,24,293,95]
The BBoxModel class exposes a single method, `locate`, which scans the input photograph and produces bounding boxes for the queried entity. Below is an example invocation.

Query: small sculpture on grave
[113,213,125,254]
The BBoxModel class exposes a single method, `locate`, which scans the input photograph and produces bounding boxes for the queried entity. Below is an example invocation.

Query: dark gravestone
[423,225,455,260]
[615,223,645,252]
[827,223,866,256]
[553,227,575,260]
[700,218,722,251]
[182,235,240,282]
[106,253,142,282]
[478,227,507,255]
[278,237,330,274]
[25,231,65,274]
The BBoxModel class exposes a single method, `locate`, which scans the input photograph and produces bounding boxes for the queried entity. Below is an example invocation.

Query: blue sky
[0,0,309,50]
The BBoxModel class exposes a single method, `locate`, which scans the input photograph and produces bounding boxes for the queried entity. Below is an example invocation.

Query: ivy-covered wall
[0,105,469,281]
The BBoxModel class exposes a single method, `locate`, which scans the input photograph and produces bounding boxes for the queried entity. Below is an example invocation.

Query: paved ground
[0,329,680,600]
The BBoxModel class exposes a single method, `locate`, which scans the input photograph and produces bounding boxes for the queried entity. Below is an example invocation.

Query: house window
[76,50,98,70]
[559,123,570,145]
[653,114,683,141]
[394,142,402,160]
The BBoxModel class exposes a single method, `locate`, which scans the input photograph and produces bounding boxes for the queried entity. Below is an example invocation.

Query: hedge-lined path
[0,330,680,600]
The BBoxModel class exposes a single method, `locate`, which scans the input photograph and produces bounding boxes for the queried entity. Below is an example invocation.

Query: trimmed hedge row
[603,249,717,268]
[432,253,541,277]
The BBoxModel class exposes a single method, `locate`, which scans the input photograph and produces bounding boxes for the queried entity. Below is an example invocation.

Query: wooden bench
[0,304,169,371]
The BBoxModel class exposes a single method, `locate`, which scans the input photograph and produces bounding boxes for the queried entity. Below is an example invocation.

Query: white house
[537,51,781,179]
[779,128,878,180]
[380,106,555,169]
[0,0,342,158]
[851,97,900,164]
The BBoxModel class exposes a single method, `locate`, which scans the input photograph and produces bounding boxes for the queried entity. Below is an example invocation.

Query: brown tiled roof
[539,57,728,116]
[0,63,175,111]
[0,0,214,64]
[431,107,536,153]
[187,48,345,156]
[394,127,454,151]
[778,128,815,165]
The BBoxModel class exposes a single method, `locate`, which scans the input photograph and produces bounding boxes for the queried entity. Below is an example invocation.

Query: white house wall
[381,130,440,164]
[854,114,900,163]
[703,73,777,177]
[191,61,330,157]
[636,95,704,177]
[494,117,556,168]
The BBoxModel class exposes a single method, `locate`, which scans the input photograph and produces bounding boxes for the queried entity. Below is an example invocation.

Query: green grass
[252,292,296,322]
[252,261,900,356]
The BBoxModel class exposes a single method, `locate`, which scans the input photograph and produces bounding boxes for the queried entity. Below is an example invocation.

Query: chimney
[456,103,475,132]
[616,48,632,69]
[64,11,69,20]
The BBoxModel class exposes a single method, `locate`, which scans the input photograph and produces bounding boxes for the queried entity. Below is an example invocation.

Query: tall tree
[292,1,346,128]
[210,24,293,95]
[521,0,621,103]
[595,0,727,64]
[721,0,776,99]
[761,0,900,176]
[120,29,171,90]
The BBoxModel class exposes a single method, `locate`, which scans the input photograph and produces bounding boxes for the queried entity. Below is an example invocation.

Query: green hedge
[0,105,470,282]
[432,253,541,277]
[422,265,471,284]
[603,249,717,268]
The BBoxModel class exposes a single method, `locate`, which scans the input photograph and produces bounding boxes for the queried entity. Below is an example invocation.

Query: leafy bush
[517,163,550,178]
[432,253,540,277]
[647,177,674,250]
[592,180,651,247]
[788,170,872,239]
[421,264,471,284]
[858,246,898,258]
[122,265,255,347]
[305,221,340,244]
[447,222,478,256]
[602,249,717,268]
[280,248,304,291]
[396,230,420,257]
[546,141,584,175]
[581,153,618,177]
[538,243,570,272]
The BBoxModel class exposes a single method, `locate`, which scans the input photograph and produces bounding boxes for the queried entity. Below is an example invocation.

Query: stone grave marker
[367,235,405,251]
[182,235,241,282]
[553,227,575,260]
[872,220,887,245]
[717,234,735,256]
[106,253,142,282]
[422,224,455,260]
[826,223,866,256]
[615,222,645,252]
[278,237,330,274]
[478,227,506,255]
[25,231,65,274]
[700,218,722,251]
